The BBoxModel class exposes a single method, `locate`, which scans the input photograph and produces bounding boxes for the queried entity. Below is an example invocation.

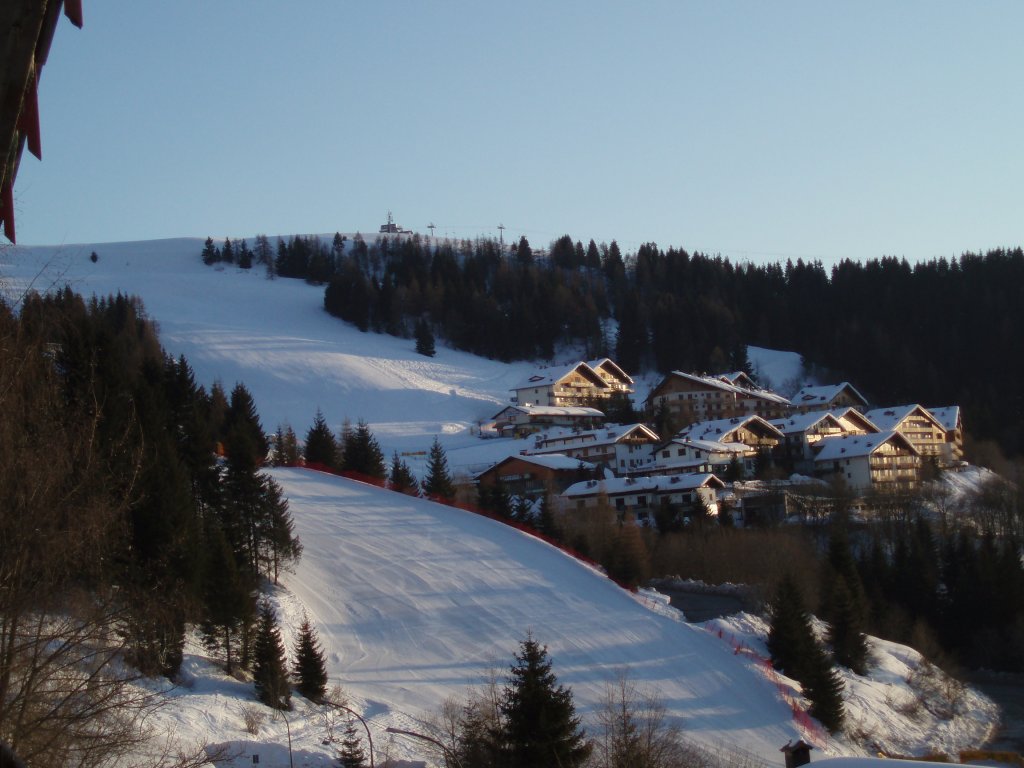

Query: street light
[384,726,464,768]
[273,708,294,768]
[324,698,375,768]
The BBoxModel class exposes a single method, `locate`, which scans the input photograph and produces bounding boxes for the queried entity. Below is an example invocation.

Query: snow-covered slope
[2,238,1000,765]
[2,238,528,460]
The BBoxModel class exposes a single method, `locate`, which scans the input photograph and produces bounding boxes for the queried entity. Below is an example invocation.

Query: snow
[0,238,1001,766]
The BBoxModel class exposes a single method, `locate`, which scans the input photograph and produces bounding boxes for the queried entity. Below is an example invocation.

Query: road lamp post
[384,726,463,768]
[324,698,375,768]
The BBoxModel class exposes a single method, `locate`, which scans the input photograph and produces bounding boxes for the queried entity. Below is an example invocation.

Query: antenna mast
[497,223,505,249]
[428,222,436,239]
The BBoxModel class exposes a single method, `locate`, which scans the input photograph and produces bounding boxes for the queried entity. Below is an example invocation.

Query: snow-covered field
[0,238,1000,766]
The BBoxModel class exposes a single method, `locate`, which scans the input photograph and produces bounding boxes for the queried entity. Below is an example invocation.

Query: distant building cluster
[474,359,964,526]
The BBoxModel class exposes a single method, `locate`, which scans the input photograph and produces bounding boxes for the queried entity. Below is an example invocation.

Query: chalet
[475,453,596,501]
[863,405,948,463]
[676,415,784,452]
[645,371,791,426]
[530,423,660,474]
[511,362,610,407]
[771,411,858,470]
[928,406,964,464]
[561,473,724,524]
[491,404,604,438]
[828,406,880,435]
[586,358,635,395]
[790,382,869,413]
[813,430,921,491]
[649,437,752,478]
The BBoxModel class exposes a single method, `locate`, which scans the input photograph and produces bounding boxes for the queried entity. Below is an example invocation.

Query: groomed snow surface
[1,239,1000,766]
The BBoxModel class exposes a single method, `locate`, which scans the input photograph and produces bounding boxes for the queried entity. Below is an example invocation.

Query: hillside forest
[0,289,301,765]
[201,233,1024,462]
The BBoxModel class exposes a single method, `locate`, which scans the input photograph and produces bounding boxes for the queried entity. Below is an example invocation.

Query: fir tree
[201,236,220,265]
[201,522,255,675]
[253,601,291,710]
[414,316,436,357]
[423,437,455,501]
[802,642,846,733]
[499,634,591,768]
[826,578,870,675]
[337,718,368,768]
[221,237,234,265]
[305,409,340,469]
[292,614,328,703]
[237,238,253,269]
[767,574,812,679]
[341,420,386,479]
[388,451,418,495]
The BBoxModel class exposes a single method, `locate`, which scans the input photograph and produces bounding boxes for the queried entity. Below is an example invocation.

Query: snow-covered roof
[532,423,659,452]
[676,415,784,442]
[493,404,604,420]
[771,411,844,435]
[661,438,751,455]
[827,406,880,432]
[475,452,596,478]
[792,382,868,408]
[659,370,790,405]
[511,361,608,391]
[863,404,941,432]
[814,430,919,461]
[927,405,960,432]
[586,358,634,385]
[563,473,723,498]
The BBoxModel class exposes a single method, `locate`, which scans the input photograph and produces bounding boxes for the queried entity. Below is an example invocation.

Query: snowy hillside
[2,238,536,464]
[1,238,1000,766]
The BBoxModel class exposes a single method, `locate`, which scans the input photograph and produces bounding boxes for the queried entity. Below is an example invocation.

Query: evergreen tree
[260,475,302,584]
[414,316,436,357]
[767,574,813,679]
[341,420,387,479]
[826,578,870,675]
[337,718,368,768]
[201,522,255,675]
[201,236,220,265]
[802,642,846,733]
[535,492,561,541]
[499,634,591,768]
[388,451,418,495]
[767,575,846,732]
[237,238,253,269]
[221,237,234,265]
[305,409,340,469]
[253,601,291,710]
[292,614,328,703]
[423,437,455,501]
[224,382,268,466]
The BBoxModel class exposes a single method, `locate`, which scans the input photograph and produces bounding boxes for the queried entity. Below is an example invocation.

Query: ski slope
[1,238,530,458]
[272,468,799,761]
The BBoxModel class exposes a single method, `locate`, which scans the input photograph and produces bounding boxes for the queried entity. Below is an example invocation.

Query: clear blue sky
[12,1,1023,265]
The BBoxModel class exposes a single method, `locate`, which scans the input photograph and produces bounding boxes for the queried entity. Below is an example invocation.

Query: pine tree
[499,634,591,768]
[423,437,455,501]
[388,451,418,495]
[826,578,870,675]
[767,574,812,679]
[341,420,386,479]
[201,522,255,675]
[201,236,220,265]
[768,575,846,732]
[260,475,302,584]
[802,642,846,733]
[305,409,340,469]
[253,601,291,710]
[337,718,368,768]
[292,614,328,703]
[414,316,436,357]
[221,237,234,265]
[237,238,253,269]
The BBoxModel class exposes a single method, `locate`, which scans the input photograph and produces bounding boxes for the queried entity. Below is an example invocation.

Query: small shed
[780,739,813,768]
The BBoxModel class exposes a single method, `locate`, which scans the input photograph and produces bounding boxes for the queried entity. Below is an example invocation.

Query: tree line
[0,288,301,765]
[203,233,1024,459]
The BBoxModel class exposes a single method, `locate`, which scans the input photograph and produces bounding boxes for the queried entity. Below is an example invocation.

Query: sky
[10,1,1024,265]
